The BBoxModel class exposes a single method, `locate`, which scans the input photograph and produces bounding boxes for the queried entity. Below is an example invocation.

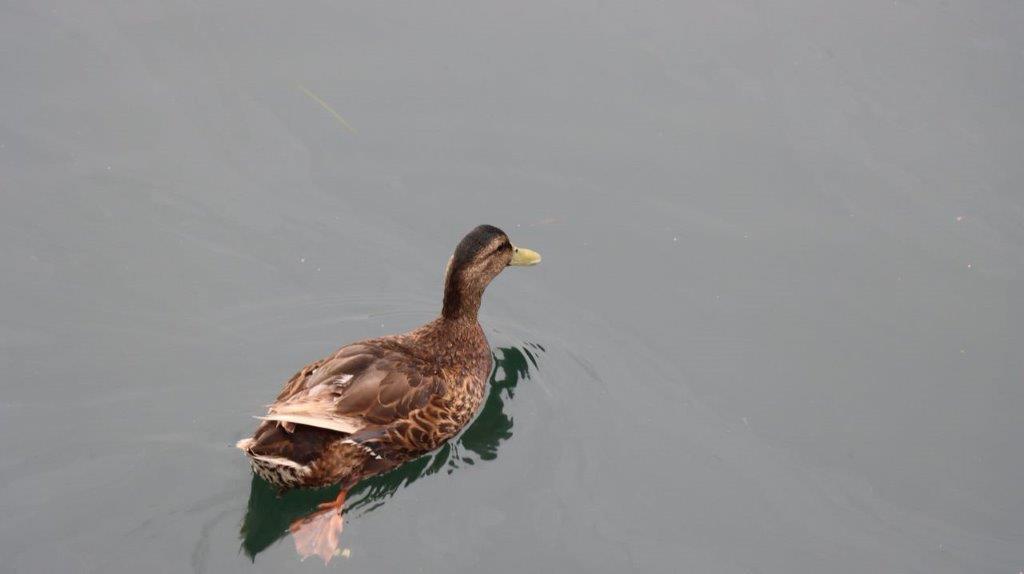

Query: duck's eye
[485,242,510,258]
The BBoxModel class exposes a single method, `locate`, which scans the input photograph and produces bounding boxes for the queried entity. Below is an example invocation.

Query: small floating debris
[298,84,358,134]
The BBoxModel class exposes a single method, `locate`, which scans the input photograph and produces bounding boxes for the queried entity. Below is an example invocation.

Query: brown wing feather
[261,339,443,436]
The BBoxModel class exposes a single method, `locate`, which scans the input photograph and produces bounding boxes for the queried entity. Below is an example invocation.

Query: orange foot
[289,490,347,564]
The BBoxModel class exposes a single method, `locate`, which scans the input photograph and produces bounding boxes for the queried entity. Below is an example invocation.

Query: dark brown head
[441,224,541,320]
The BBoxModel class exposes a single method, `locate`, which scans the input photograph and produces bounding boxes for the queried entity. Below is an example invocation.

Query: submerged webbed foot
[289,490,347,563]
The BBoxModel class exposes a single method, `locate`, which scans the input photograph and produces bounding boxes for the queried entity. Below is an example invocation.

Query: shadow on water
[239,343,544,560]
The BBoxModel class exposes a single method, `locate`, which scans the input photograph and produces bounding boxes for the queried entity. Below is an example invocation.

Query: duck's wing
[258,342,444,435]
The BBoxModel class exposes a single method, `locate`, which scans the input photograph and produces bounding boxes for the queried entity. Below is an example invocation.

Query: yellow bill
[509,245,542,266]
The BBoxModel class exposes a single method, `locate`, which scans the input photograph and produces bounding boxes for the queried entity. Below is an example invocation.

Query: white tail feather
[250,453,309,472]
[256,413,363,434]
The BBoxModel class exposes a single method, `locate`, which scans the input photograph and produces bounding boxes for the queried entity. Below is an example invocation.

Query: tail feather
[237,421,347,487]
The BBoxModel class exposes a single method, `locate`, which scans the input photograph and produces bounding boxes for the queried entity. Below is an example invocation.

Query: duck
[236,224,540,561]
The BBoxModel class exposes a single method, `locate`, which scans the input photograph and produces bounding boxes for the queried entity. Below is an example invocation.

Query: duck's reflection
[239,343,544,560]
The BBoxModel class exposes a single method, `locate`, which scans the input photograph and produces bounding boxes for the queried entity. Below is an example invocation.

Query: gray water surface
[2,1,1023,572]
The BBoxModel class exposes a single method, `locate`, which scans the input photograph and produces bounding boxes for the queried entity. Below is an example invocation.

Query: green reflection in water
[239,343,544,559]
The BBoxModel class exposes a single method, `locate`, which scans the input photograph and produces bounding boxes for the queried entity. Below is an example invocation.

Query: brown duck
[236,224,540,561]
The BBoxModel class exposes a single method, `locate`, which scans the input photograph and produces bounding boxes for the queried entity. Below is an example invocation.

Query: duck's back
[237,319,492,489]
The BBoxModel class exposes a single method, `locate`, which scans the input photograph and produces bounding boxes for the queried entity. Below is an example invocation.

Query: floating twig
[297,84,358,134]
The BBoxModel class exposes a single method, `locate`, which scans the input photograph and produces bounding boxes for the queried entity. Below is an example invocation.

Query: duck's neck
[441,289,482,322]
[441,273,484,322]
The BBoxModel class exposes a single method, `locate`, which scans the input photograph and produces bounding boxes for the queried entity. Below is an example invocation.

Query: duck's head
[442,224,541,320]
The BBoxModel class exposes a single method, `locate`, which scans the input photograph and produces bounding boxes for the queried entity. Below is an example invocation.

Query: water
[2,1,1022,572]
